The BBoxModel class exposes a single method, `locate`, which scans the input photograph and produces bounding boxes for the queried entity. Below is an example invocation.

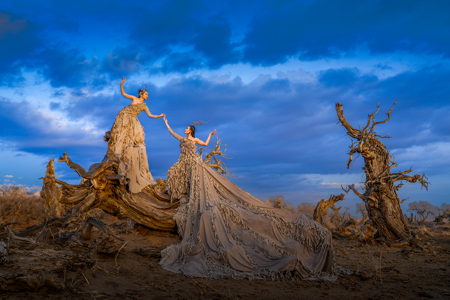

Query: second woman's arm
[194,130,217,146]
[163,116,182,141]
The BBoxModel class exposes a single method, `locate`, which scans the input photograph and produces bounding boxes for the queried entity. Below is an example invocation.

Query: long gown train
[160,136,336,281]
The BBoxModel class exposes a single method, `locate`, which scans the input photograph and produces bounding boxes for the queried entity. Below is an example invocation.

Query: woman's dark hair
[188,125,196,138]
[138,88,147,96]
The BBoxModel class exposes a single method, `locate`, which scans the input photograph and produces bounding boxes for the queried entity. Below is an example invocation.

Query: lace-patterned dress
[108,102,158,193]
[160,129,337,281]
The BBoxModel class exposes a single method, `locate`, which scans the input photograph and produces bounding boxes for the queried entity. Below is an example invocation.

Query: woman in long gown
[108,77,165,194]
[160,117,337,281]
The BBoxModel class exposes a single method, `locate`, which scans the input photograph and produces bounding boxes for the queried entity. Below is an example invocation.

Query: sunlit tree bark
[336,101,429,243]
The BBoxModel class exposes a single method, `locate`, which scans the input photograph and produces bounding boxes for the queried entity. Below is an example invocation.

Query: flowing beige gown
[108,102,158,193]
[160,128,337,281]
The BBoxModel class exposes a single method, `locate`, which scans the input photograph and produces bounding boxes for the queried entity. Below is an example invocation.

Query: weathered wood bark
[356,203,368,224]
[200,138,233,177]
[313,194,377,241]
[313,193,346,231]
[40,158,62,219]
[41,147,178,232]
[336,102,429,243]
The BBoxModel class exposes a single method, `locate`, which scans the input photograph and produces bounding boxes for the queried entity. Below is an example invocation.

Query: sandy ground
[1,221,450,300]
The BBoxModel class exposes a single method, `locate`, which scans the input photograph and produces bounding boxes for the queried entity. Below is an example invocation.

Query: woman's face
[142,91,149,100]
[184,126,191,135]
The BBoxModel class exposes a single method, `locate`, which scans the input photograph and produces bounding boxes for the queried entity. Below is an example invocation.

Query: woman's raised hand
[163,115,167,122]
[121,76,126,83]
[211,129,217,135]
[160,113,166,119]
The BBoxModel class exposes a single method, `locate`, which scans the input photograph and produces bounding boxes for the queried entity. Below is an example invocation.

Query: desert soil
[1,221,449,300]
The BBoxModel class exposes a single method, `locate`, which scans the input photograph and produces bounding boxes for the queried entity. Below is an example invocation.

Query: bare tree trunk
[336,102,429,243]
[40,158,62,219]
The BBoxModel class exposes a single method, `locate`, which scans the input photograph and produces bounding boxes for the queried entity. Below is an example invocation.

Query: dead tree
[408,201,435,225]
[337,101,429,243]
[191,121,233,177]
[313,194,346,231]
[434,203,450,224]
[403,213,414,224]
[199,138,233,177]
[40,145,179,233]
[313,194,376,241]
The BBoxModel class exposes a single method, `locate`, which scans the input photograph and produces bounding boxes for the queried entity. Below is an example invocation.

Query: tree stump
[40,159,63,219]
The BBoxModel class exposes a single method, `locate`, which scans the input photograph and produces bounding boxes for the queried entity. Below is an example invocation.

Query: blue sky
[1,0,449,214]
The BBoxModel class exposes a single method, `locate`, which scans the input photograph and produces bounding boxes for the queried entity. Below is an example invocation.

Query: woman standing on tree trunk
[108,77,166,194]
[160,116,336,281]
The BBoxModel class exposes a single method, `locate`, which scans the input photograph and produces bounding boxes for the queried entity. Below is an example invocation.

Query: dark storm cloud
[193,21,240,69]
[243,0,450,65]
[3,0,449,85]
[35,46,102,88]
[0,11,41,85]
[129,1,241,72]
[160,52,203,74]
[0,9,107,89]
[129,0,202,56]
[365,64,450,149]
[100,47,148,79]
[319,68,378,88]
[261,78,291,93]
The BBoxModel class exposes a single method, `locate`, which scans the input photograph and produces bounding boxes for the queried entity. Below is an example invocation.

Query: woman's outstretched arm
[143,106,165,119]
[194,130,217,146]
[120,77,136,101]
[163,116,182,141]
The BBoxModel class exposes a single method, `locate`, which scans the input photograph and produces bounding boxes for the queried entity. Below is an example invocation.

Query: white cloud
[4,175,13,178]
[392,142,450,173]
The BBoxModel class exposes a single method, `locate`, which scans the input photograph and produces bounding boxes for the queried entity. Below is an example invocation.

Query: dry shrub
[264,196,319,220]
[0,185,45,228]
[411,226,435,238]
[297,202,315,219]
[264,195,295,212]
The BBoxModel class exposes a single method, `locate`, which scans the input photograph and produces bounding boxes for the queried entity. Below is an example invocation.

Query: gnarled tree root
[41,151,179,232]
